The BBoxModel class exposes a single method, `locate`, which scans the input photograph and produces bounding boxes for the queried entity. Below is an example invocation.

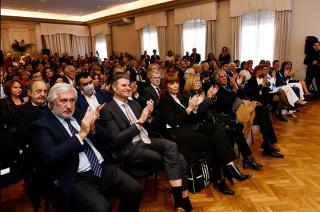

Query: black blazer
[75,88,111,115]
[99,99,145,159]
[143,85,160,105]
[190,53,201,64]
[32,112,111,209]
[150,55,160,63]
[244,76,271,105]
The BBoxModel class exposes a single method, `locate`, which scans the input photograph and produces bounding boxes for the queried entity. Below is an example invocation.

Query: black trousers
[305,65,320,91]
[254,106,277,151]
[70,164,142,212]
[227,129,252,158]
[125,138,188,191]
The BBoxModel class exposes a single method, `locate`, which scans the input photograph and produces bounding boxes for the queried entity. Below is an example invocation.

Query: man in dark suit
[32,83,142,212]
[214,70,284,158]
[150,49,160,64]
[182,51,191,61]
[100,73,192,212]
[190,48,201,64]
[143,70,161,105]
[140,50,150,67]
[75,72,111,115]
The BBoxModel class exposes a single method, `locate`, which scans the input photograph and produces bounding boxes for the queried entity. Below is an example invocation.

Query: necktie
[122,103,151,144]
[156,87,160,97]
[65,119,103,177]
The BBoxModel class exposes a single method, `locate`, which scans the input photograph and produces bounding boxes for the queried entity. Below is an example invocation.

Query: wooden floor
[1,100,320,212]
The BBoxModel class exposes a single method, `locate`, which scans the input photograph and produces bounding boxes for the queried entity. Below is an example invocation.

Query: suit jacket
[140,54,150,66]
[190,53,201,64]
[143,85,160,105]
[150,55,160,63]
[244,76,271,105]
[32,112,111,210]
[75,88,111,115]
[99,99,145,159]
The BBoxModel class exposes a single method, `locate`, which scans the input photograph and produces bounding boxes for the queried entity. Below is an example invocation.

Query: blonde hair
[183,73,200,94]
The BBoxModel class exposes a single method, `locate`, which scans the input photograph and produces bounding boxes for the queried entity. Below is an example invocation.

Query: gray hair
[47,83,77,109]
[213,69,226,83]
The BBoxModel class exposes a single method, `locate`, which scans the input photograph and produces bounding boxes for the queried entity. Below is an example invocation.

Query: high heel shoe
[214,180,235,195]
[243,156,263,170]
[225,165,252,183]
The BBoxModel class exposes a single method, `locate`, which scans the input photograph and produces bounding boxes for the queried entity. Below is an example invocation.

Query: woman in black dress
[158,73,252,195]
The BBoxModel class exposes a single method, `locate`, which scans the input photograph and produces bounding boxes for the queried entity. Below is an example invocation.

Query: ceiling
[1,0,175,22]
[1,0,136,16]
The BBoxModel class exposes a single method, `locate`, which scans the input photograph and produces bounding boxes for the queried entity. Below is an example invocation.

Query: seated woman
[245,65,294,121]
[183,74,262,170]
[286,61,312,96]
[276,61,307,106]
[158,73,252,195]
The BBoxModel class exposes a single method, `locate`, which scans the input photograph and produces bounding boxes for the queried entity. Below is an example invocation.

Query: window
[142,25,159,54]
[183,19,206,61]
[240,10,275,65]
[95,33,107,60]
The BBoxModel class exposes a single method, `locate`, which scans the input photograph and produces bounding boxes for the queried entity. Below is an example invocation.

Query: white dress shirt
[82,91,100,110]
[52,111,104,173]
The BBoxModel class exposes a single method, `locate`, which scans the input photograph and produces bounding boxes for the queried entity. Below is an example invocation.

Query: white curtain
[142,25,159,55]
[183,19,206,61]
[274,10,291,62]
[43,34,72,56]
[94,34,107,60]
[156,26,166,60]
[205,20,216,59]
[174,25,183,57]
[71,35,90,58]
[138,29,144,56]
[239,10,275,65]
[231,16,242,60]
[106,34,112,60]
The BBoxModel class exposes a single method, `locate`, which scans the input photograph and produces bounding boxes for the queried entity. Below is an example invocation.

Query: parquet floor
[1,100,320,212]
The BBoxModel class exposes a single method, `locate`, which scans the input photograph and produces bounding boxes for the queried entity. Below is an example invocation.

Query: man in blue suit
[32,83,142,212]
[75,72,111,115]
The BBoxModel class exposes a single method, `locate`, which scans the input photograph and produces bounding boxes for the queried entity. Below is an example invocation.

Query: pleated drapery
[231,16,242,60]
[205,20,216,58]
[274,10,291,62]
[156,26,166,60]
[174,25,183,57]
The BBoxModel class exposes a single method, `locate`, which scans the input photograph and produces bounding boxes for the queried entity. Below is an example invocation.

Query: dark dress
[158,92,237,164]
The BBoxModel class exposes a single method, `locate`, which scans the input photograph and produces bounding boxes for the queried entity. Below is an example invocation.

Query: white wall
[287,0,320,79]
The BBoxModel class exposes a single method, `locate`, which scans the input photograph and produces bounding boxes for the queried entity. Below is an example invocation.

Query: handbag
[187,158,211,193]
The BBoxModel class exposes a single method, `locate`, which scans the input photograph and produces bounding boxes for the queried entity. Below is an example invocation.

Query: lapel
[78,91,89,109]
[127,99,140,119]
[47,111,73,140]
[110,100,131,125]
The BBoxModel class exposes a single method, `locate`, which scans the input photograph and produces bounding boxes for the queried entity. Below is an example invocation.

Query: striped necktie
[65,119,103,177]
[122,102,151,144]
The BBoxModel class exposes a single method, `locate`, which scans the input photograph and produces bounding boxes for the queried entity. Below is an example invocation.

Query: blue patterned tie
[65,119,103,177]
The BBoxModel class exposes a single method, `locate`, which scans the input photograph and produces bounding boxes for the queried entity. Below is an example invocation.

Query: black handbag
[187,158,211,193]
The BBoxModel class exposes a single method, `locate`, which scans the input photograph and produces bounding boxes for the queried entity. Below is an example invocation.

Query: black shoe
[214,180,235,195]
[225,165,252,184]
[276,113,288,122]
[262,150,284,158]
[243,156,263,170]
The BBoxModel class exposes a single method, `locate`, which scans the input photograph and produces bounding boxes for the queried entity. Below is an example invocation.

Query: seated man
[100,73,192,212]
[214,69,284,158]
[75,72,111,114]
[32,83,142,212]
